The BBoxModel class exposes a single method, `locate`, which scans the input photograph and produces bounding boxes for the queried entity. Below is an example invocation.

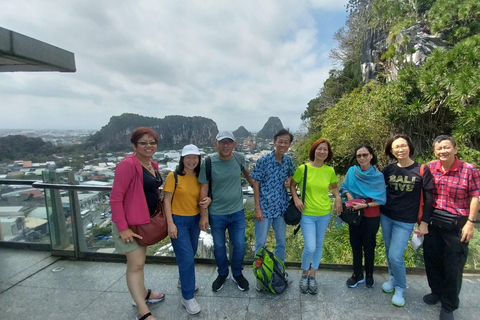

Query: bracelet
[467,218,478,224]
[366,202,369,208]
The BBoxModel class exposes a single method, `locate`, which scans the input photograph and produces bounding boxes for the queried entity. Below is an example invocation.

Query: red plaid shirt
[427,158,480,216]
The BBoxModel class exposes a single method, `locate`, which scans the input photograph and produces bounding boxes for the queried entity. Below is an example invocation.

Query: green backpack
[252,247,288,294]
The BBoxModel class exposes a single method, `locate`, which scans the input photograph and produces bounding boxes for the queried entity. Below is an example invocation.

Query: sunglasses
[356,153,370,158]
[138,141,158,146]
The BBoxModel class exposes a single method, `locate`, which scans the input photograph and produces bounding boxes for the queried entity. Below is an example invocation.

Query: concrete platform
[1,247,479,319]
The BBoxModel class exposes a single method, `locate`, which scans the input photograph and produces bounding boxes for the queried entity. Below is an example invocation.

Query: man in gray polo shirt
[199,131,254,292]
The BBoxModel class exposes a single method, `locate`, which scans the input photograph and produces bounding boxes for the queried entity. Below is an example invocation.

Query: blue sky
[0,0,349,133]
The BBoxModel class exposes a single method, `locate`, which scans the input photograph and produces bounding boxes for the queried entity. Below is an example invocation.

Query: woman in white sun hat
[163,144,211,315]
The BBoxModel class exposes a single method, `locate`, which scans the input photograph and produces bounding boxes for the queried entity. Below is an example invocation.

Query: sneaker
[391,286,405,307]
[365,274,375,288]
[439,308,454,320]
[346,273,365,288]
[423,293,440,305]
[181,297,201,315]
[307,276,318,294]
[177,279,199,291]
[299,274,309,293]
[382,276,396,293]
[212,273,229,292]
[232,274,249,291]
[255,281,264,291]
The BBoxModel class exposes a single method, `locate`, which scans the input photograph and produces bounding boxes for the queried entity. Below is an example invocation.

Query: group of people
[110,127,479,320]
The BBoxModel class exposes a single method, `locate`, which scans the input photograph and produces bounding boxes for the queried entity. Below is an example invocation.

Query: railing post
[42,170,70,251]
[68,171,86,258]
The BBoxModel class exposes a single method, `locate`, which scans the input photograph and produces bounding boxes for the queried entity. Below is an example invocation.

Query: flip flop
[132,289,165,306]
[136,312,153,320]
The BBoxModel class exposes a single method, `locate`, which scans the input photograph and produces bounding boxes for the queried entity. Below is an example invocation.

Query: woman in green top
[290,139,342,295]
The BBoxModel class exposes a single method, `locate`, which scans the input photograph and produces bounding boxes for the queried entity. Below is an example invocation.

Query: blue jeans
[170,214,200,300]
[300,213,331,270]
[209,210,246,277]
[254,216,286,263]
[380,214,415,289]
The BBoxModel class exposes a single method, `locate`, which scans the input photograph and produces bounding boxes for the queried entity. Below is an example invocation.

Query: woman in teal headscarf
[339,143,386,289]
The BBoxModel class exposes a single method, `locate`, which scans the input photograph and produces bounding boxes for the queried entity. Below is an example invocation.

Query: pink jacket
[110,154,160,232]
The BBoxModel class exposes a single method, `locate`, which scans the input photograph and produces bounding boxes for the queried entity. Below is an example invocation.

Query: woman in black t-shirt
[380,134,434,308]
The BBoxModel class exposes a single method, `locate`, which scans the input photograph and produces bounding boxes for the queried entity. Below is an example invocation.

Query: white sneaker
[181,297,201,315]
[177,279,199,291]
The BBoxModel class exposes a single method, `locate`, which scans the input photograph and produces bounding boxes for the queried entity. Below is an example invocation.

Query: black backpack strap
[301,164,307,202]
[205,156,212,199]
[232,151,246,172]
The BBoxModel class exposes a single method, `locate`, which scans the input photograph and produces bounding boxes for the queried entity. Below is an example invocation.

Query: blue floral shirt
[250,152,295,218]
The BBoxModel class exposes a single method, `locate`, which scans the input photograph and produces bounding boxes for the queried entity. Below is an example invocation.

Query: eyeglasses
[137,141,158,146]
[218,139,234,145]
[356,153,370,159]
[392,144,408,150]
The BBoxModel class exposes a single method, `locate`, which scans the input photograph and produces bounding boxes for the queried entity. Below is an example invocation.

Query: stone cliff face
[256,117,284,139]
[88,113,218,151]
[361,22,448,83]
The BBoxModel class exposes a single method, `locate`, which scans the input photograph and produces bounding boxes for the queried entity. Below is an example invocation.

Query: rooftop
[1,247,479,319]
[0,26,75,72]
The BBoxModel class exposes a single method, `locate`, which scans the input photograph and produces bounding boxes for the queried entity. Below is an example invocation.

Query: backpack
[205,151,245,199]
[252,247,288,294]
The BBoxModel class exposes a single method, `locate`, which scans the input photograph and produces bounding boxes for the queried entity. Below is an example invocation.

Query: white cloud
[0,0,348,132]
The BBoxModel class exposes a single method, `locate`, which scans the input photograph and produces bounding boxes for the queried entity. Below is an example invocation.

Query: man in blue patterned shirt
[250,129,295,271]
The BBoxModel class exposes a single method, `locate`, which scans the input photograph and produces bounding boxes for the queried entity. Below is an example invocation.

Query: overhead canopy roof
[0,26,76,72]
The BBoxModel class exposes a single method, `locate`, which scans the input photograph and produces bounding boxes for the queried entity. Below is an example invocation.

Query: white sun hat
[181,144,200,156]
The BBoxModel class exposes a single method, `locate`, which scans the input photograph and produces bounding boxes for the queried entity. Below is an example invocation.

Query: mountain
[232,126,251,138]
[87,113,218,151]
[256,117,284,139]
[0,135,56,161]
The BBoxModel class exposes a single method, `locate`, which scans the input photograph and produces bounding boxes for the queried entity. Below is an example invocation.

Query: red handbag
[416,164,425,225]
[129,199,168,246]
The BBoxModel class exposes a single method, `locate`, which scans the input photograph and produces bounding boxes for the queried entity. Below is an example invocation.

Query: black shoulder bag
[284,164,307,228]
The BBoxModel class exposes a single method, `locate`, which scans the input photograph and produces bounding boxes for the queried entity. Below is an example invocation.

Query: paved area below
[1,247,479,319]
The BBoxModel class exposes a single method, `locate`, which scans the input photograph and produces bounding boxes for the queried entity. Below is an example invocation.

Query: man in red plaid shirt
[423,135,480,320]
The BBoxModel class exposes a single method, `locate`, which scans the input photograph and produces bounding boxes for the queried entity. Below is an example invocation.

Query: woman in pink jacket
[110,127,164,320]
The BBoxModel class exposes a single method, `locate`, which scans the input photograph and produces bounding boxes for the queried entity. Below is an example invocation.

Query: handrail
[0,179,112,191]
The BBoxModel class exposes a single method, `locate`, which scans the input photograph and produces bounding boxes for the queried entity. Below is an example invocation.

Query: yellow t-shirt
[293,163,337,216]
[163,172,201,216]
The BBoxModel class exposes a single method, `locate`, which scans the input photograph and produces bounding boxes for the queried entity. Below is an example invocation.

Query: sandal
[132,289,165,306]
[136,312,153,320]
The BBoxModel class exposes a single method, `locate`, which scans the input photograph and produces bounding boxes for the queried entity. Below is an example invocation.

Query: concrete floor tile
[19,260,126,291]
[0,285,101,320]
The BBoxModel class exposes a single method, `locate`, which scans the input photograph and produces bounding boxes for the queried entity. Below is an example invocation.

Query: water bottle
[335,215,344,230]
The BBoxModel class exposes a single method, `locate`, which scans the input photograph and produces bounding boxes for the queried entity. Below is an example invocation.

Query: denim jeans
[300,213,331,270]
[380,214,415,289]
[254,216,286,263]
[170,214,200,300]
[209,209,246,277]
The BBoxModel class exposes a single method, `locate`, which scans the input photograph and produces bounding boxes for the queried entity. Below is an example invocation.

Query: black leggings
[349,216,380,275]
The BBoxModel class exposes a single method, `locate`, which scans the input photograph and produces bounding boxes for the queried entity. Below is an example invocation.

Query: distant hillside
[256,117,284,139]
[233,126,251,138]
[87,113,218,151]
[0,135,56,161]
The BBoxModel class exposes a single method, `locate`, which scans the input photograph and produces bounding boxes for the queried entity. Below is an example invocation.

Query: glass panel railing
[1,176,479,270]
[0,179,50,246]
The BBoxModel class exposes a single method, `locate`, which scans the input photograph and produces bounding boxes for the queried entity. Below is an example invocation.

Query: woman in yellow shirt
[163,144,210,315]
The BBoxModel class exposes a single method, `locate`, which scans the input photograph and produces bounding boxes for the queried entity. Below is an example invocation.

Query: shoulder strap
[420,164,425,177]
[205,156,213,199]
[232,151,245,172]
[173,171,178,193]
[301,164,307,202]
